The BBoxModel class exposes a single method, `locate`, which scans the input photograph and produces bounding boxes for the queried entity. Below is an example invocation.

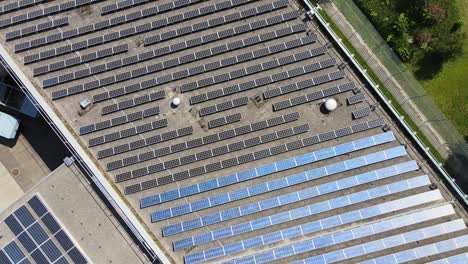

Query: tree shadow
[414,51,447,80]
[444,142,468,196]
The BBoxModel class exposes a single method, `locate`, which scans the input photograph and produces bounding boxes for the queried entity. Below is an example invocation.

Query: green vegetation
[419,0,468,137]
[352,0,467,137]
[354,0,464,75]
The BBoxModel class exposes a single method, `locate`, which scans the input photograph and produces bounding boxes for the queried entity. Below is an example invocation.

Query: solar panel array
[360,235,468,264]
[138,119,386,206]
[208,113,242,129]
[79,106,160,135]
[1,195,87,264]
[32,44,129,74]
[200,97,248,117]
[190,58,337,105]
[187,197,451,263]
[272,77,353,111]
[155,155,415,223]
[6,17,69,41]
[186,177,436,264]
[236,208,464,264]
[1,0,464,262]
[116,123,310,182]
[162,145,406,236]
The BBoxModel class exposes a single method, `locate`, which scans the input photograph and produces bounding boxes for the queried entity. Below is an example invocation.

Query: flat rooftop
[0,0,467,263]
[0,163,147,264]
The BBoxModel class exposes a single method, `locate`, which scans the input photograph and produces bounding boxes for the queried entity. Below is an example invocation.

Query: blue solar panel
[166,159,418,238]
[142,132,397,208]
[27,222,48,244]
[41,240,62,262]
[0,251,12,264]
[14,206,35,228]
[42,213,61,234]
[5,215,23,236]
[55,230,74,251]
[4,241,25,263]
[363,234,468,264]
[28,195,48,217]
[153,148,411,222]
[18,232,36,253]
[179,180,437,259]
[68,247,87,264]
[31,249,48,264]
[55,257,70,264]
[229,217,465,264]
[18,258,32,264]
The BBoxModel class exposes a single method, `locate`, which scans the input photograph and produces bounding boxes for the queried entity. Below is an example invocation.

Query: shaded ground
[0,104,70,172]
[412,0,468,138]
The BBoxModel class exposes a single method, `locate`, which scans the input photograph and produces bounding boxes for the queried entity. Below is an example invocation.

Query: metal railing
[316,0,468,186]
[300,0,468,206]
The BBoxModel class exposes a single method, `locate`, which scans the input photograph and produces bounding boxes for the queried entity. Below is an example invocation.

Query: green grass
[418,0,468,138]
[313,5,445,163]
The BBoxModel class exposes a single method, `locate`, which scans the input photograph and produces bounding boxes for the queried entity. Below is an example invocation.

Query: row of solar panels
[33,44,128,75]
[263,70,347,100]
[208,113,242,129]
[133,118,385,200]
[181,45,327,93]
[101,0,150,15]
[158,131,396,236]
[353,106,372,119]
[116,123,309,185]
[189,58,337,105]
[90,21,306,103]
[175,159,418,251]
[88,119,167,147]
[143,0,289,46]
[79,106,159,135]
[24,0,289,68]
[101,90,165,115]
[347,93,365,105]
[50,10,300,99]
[14,0,215,52]
[200,97,248,117]
[0,0,48,15]
[97,126,193,159]
[361,241,468,264]
[223,190,458,264]
[154,148,414,223]
[272,77,352,111]
[112,112,298,175]
[6,17,69,41]
[2,195,87,264]
[190,192,449,263]
[43,19,306,89]
[124,112,302,193]
[0,0,103,29]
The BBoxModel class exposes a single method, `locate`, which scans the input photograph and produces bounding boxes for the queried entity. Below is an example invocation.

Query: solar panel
[68,247,87,264]
[18,232,36,253]
[42,213,61,234]
[41,240,62,262]
[352,106,372,119]
[28,195,47,217]
[5,215,23,235]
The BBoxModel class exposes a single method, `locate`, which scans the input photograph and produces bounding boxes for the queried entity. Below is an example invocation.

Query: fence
[314,0,468,191]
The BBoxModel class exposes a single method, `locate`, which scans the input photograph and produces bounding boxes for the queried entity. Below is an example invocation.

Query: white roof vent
[324,98,337,112]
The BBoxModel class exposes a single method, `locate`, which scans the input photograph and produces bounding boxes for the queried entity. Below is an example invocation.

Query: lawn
[419,0,468,138]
